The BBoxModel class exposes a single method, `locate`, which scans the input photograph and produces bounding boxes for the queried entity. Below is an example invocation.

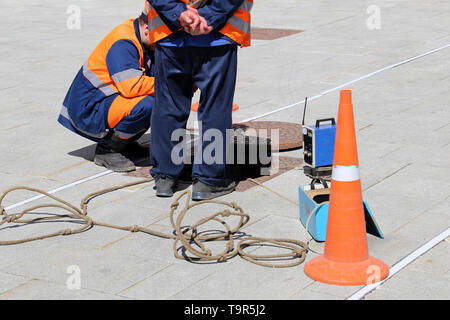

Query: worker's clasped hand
[179,5,213,35]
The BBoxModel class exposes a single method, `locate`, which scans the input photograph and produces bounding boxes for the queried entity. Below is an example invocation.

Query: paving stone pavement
[0,0,449,300]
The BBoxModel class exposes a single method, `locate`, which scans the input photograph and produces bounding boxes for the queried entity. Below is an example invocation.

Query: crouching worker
[58,12,155,172]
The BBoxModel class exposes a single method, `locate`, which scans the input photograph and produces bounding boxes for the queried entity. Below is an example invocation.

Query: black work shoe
[155,176,176,197]
[123,140,149,159]
[191,179,236,201]
[93,144,136,172]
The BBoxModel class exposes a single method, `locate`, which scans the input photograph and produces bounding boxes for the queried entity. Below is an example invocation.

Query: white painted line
[238,94,322,123]
[347,227,450,300]
[239,43,450,123]
[4,170,112,211]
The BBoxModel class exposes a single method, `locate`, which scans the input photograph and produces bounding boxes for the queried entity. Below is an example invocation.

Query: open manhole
[232,121,303,151]
[126,121,304,190]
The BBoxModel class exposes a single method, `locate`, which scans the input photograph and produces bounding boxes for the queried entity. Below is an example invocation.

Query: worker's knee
[113,95,154,137]
[130,95,154,120]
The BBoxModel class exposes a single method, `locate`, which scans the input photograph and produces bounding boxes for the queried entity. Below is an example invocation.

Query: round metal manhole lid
[232,121,303,151]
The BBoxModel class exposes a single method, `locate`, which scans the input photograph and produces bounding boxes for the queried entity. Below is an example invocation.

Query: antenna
[302,97,308,126]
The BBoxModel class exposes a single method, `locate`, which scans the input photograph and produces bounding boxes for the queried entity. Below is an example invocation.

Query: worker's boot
[155,176,176,197]
[123,140,149,160]
[94,133,135,172]
[123,132,150,160]
[191,179,236,201]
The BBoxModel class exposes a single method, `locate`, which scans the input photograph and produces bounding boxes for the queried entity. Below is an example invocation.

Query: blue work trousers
[150,44,238,186]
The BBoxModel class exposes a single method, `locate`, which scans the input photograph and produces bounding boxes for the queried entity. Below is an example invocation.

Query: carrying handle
[315,118,336,128]
[310,178,329,190]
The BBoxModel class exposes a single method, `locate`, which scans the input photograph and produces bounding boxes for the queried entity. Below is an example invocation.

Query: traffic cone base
[304,254,389,286]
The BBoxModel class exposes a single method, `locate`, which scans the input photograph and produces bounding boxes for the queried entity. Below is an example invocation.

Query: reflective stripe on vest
[111,69,144,84]
[83,20,145,98]
[147,0,253,47]
[231,0,253,33]
[147,3,173,44]
[59,105,109,139]
[82,62,116,96]
[220,0,252,46]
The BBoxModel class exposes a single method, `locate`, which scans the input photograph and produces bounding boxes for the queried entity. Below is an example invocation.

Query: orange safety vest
[58,19,154,141]
[146,0,253,47]
[84,19,153,99]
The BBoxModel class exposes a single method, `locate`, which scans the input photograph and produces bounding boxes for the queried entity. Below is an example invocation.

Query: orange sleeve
[112,71,155,98]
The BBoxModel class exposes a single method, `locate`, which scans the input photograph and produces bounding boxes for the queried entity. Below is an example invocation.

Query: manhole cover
[252,27,305,40]
[232,121,303,151]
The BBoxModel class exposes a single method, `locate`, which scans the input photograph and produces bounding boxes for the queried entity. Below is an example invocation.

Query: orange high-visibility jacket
[58,19,154,140]
[146,0,253,47]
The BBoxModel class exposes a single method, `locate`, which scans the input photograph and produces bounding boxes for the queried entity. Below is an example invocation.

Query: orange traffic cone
[304,90,389,285]
[191,101,239,112]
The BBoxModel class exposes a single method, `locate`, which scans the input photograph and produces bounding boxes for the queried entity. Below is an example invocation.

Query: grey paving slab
[289,285,343,300]
[365,240,450,300]
[365,163,450,208]
[4,245,170,295]
[0,173,74,204]
[118,262,229,300]
[405,238,450,277]
[170,255,312,300]
[0,279,127,300]
[375,199,450,266]
[301,278,366,300]
[0,241,61,270]
[102,231,179,264]
[0,272,31,296]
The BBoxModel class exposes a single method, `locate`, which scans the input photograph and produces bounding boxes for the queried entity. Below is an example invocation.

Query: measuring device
[301,98,336,179]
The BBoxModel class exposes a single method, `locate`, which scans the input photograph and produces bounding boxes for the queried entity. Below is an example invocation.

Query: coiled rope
[0,177,309,268]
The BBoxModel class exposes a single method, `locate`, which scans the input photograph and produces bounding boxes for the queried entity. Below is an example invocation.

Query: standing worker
[146,0,253,200]
[58,11,156,172]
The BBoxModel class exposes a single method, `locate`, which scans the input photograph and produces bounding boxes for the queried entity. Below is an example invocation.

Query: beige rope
[0,177,308,268]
